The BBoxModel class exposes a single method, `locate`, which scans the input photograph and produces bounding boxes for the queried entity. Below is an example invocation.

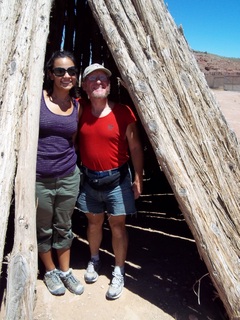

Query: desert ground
[212,89,240,138]
[28,89,240,320]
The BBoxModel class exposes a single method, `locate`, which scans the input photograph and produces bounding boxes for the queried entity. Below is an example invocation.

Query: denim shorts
[77,169,136,216]
[36,166,80,252]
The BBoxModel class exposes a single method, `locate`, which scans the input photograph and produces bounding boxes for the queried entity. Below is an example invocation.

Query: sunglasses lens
[52,67,77,77]
[88,75,109,82]
[67,67,77,76]
[100,75,108,81]
[53,68,65,76]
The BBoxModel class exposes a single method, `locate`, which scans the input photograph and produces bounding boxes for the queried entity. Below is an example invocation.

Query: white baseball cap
[82,63,112,79]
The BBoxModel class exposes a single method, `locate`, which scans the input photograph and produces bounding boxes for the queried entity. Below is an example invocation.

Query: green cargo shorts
[36,166,80,252]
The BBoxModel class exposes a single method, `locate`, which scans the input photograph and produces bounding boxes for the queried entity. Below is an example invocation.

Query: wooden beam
[0,0,52,318]
[87,0,240,318]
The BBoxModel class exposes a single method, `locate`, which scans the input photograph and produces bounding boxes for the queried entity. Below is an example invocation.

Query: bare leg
[105,215,127,299]
[57,248,71,272]
[86,212,105,256]
[39,250,56,272]
[108,215,128,267]
[39,248,70,272]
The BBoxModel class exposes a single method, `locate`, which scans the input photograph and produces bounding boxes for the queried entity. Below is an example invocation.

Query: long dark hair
[43,50,80,98]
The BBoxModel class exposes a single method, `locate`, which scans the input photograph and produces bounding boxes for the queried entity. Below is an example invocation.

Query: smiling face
[50,57,77,92]
[82,70,110,99]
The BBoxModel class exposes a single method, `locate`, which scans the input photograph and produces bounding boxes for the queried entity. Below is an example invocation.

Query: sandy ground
[2,89,239,320]
[34,269,174,320]
[211,89,240,139]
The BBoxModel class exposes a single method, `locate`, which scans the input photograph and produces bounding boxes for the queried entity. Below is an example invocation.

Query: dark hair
[43,50,80,98]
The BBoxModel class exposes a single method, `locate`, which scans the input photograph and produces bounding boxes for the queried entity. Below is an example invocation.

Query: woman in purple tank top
[36,51,84,296]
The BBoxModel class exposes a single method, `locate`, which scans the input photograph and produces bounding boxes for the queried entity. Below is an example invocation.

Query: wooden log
[0,0,52,318]
[0,0,20,276]
[87,0,240,318]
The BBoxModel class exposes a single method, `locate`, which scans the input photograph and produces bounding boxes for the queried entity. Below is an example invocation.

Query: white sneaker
[84,260,101,283]
[106,272,124,300]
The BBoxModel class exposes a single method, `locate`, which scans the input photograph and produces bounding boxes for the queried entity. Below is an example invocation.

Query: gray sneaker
[43,270,66,296]
[106,272,124,300]
[58,269,84,295]
[84,260,101,283]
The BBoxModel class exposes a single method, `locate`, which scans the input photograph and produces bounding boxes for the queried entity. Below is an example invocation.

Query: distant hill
[194,51,240,74]
[193,51,240,91]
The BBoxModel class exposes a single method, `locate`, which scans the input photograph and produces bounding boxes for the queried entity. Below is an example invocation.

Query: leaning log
[88,0,240,319]
[0,0,52,319]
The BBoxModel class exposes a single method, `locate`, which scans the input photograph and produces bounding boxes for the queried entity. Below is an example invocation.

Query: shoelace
[65,273,78,283]
[87,261,96,272]
[111,272,124,287]
[48,272,62,284]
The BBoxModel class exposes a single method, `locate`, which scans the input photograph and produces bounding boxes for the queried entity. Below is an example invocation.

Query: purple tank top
[36,93,78,178]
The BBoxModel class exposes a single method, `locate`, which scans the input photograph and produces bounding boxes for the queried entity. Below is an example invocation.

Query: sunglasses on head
[52,66,78,77]
[86,74,109,82]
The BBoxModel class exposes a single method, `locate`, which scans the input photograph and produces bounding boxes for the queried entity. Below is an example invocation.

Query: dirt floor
[1,89,240,320]
[211,89,240,139]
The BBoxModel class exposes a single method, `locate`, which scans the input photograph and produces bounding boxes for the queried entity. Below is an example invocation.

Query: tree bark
[87,0,240,319]
[0,0,52,319]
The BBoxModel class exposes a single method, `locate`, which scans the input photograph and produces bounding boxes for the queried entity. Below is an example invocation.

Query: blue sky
[164,0,240,58]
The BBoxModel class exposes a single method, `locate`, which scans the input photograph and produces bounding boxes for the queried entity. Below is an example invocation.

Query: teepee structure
[0,0,239,319]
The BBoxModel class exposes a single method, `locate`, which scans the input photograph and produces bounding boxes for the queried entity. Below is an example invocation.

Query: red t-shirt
[79,101,136,171]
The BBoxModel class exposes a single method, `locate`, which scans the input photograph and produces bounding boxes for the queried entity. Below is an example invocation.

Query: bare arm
[126,122,144,199]
[73,101,83,150]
